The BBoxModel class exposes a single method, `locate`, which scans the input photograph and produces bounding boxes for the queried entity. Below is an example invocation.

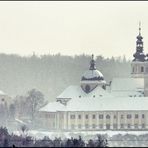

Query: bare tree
[26,89,44,120]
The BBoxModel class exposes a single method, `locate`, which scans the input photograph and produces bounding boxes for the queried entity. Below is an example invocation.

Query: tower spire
[89,54,96,70]
[139,21,141,35]
[133,22,146,62]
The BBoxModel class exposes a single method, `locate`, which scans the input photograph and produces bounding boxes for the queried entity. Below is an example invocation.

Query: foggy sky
[0,1,148,59]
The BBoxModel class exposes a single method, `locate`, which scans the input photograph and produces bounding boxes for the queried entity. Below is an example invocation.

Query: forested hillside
[0,53,131,101]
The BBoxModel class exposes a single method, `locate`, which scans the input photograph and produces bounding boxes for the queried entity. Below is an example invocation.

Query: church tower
[131,22,146,78]
[130,23,148,96]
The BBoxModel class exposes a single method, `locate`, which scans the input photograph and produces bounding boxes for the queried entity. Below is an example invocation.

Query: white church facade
[39,24,148,131]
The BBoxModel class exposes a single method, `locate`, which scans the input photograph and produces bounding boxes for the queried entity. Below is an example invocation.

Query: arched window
[106,115,110,119]
[141,66,144,72]
[99,114,103,119]
[85,85,90,93]
[127,114,132,119]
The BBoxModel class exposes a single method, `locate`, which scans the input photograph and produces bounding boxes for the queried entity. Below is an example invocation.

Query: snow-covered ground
[12,130,148,140]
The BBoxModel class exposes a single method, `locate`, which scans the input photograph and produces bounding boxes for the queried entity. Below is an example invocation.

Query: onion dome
[81,54,106,93]
[81,54,104,81]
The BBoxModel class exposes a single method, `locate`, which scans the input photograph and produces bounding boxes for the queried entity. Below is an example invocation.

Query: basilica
[39,24,148,131]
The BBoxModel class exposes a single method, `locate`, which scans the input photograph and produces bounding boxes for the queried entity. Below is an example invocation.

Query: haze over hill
[0,53,131,100]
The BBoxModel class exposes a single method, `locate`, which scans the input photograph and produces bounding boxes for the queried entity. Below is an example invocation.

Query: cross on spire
[89,54,96,70]
[139,21,141,35]
[92,54,94,60]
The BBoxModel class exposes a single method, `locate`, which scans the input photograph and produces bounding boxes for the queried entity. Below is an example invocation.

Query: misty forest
[0,53,130,100]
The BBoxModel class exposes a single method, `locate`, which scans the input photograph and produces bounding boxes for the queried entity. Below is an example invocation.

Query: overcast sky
[0,1,148,59]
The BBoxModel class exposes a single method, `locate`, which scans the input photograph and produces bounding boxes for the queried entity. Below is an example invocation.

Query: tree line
[0,127,108,147]
[0,53,131,101]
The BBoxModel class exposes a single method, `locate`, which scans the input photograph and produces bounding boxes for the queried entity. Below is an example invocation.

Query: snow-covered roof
[0,90,5,95]
[111,91,144,97]
[57,85,112,99]
[40,95,148,112]
[110,78,144,97]
[40,76,148,112]
[64,96,148,111]
[82,69,104,79]
[111,78,144,91]
[39,101,66,112]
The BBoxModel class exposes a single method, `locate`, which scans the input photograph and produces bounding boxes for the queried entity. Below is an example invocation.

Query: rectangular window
[134,124,138,129]
[135,114,138,119]
[70,115,75,119]
[121,124,124,129]
[114,115,117,119]
[142,114,145,119]
[142,124,145,128]
[127,114,132,119]
[78,115,81,119]
[71,124,75,129]
[141,66,144,72]
[85,114,89,119]
[92,124,96,129]
[127,124,131,129]
[113,124,117,129]
[85,124,89,129]
[121,115,124,119]
[92,114,96,119]
[78,124,81,129]
[99,114,103,119]
[106,124,110,130]
[99,124,103,129]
